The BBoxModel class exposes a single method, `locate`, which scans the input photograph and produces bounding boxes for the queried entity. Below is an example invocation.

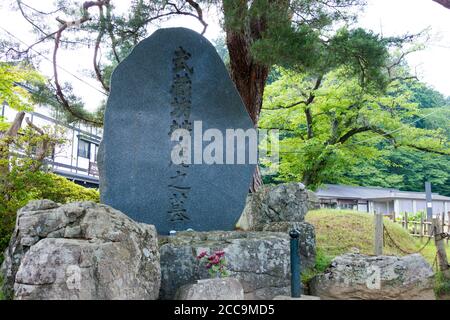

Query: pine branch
[434,0,450,9]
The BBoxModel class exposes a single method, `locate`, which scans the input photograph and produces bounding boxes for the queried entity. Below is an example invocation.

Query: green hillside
[305,209,450,298]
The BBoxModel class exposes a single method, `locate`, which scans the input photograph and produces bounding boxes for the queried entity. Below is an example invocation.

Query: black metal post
[289,229,302,298]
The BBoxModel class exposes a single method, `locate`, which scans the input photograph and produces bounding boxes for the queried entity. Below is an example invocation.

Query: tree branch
[25,117,55,171]
[51,2,107,126]
[338,126,396,144]
[17,0,49,37]
[304,76,323,139]
[93,6,110,92]
[186,0,208,34]
[262,100,308,110]
[401,144,450,156]
[105,1,120,64]
[263,75,323,111]
[0,111,25,175]
[5,111,25,138]
[16,0,208,125]
[53,20,102,125]
[433,0,450,9]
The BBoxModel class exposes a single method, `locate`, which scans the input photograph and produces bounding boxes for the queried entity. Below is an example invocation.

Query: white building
[316,184,450,217]
[1,103,101,187]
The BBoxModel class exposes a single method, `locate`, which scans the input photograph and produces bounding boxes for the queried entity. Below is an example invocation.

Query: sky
[0,0,449,111]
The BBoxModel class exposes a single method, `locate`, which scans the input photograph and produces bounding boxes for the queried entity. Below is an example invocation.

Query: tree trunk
[226,31,269,125]
[0,111,25,175]
[434,0,450,9]
[224,3,270,192]
[226,31,269,192]
[0,112,25,195]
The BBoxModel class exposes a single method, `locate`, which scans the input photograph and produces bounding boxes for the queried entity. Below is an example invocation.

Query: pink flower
[215,250,225,257]
[206,263,212,269]
[197,251,207,260]
[211,256,220,265]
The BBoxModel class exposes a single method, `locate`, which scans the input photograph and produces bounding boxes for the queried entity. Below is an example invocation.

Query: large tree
[338,81,450,196]
[6,0,417,190]
[259,66,450,188]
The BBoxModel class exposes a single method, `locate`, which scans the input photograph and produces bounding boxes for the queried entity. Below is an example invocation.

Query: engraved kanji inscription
[168,46,193,223]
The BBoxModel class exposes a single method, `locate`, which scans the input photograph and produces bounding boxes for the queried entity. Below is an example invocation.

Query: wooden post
[420,212,424,240]
[433,218,449,275]
[442,212,445,232]
[402,212,405,229]
[404,211,409,232]
[374,212,383,256]
[447,212,450,245]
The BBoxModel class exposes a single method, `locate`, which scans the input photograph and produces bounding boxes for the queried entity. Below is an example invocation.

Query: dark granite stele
[98,27,256,235]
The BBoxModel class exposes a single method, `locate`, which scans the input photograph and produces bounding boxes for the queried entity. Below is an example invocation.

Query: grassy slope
[305,209,450,263]
[305,209,450,297]
[0,275,3,300]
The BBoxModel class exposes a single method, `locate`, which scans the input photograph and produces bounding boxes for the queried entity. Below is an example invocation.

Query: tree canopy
[0,63,43,112]
[259,65,450,190]
[3,0,413,124]
[2,0,448,192]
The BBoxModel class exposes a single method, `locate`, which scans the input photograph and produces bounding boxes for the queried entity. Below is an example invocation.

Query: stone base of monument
[159,230,315,300]
[175,278,244,300]
[273,295,321,300]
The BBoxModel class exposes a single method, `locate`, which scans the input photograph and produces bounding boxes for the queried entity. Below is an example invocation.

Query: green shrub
[0,274,12,300]
[0,275,4,301]
[435,272,450,298]
[0,171,99,260]
[38,173,100,203]
[301,248,333,285]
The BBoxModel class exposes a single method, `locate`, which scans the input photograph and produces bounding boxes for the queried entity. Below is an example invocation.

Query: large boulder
[175,278,244,300]
[236,183,318,231]
[159,230,315,300]
[310,253,435,300]
[1,200,161,300]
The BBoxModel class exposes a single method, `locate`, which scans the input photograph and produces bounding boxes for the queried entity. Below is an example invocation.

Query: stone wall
[159,230,314,300]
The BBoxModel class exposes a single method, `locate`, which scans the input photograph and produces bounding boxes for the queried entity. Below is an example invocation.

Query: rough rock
[1,200,160,300]
[175,278,244,300]
[262,222,315,263]
[306,190,320,210]
[236,183,318,231]
[159,230,315,300]
[273,295,320,300]
[310,253,435,300]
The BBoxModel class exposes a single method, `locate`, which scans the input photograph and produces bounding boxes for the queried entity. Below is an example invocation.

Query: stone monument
[98,27,256,235]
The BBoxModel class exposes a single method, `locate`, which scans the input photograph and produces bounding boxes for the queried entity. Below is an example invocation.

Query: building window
[78,139,90,159]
